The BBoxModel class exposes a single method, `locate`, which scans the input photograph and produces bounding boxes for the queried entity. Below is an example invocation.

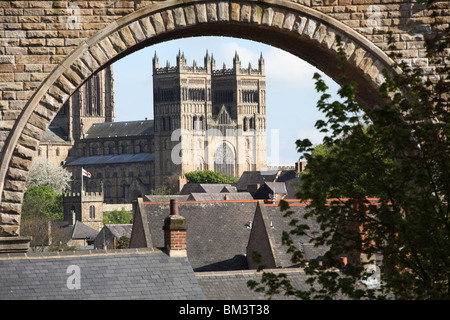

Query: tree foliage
[26,159,72,194]
[185,170,238,184]
[250,27,449,299]
[22,186,64,221]
[103,208,133,224]
[20,215,72,252]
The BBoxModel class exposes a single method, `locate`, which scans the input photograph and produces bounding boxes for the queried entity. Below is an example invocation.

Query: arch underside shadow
[0,0,396,232]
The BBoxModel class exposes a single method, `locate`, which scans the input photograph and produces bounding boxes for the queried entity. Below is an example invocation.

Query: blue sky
[112,36,340,166]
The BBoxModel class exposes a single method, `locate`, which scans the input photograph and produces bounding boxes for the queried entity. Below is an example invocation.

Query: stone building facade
[62,191,104,232]
[61,51,268,204]
[64,120,155,204]
[153,51,268,187]
[36,66,115,166]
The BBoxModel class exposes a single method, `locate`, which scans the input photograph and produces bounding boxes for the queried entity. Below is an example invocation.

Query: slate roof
[196,269,312,300]
[41,126,71,144]
[276,171,303,199]
[133,201,259,271]
[144,194,190,202]
[57,220,99,241]
[264,203,328,267]
[0,249,204,300]
[235,170,279,191]
[179,183,237,195]
[104,224,133,239]
[236,170,303,199]
[65,153,155,166]
[84,120,154,139]
[187,192,253,201]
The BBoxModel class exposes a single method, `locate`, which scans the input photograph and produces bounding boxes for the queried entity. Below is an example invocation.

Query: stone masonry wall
[0,0,448,238]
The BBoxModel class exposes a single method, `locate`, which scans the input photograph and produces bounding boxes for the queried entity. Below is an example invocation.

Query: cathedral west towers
[152,51,268,186]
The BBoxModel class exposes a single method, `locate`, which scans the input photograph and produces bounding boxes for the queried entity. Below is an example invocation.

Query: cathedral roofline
[84,119,154,139]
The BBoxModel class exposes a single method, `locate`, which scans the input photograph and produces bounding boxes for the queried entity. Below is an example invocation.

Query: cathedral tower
[37,66,115,166]
[152,51,267,186]
[51,65,115,142]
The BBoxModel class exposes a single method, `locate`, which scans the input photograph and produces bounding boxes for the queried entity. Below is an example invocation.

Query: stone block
[2,190,24,203]
[98,37,118,60]
[262,7,274,26]
[272,10,285,29]
[195,4,207,24]
[0,236,31,253]
[172,7,186,27]
[108,31,127,53]
[9,155,32,171]
[240,4,251,23]
[230,3,240,21]
[0,202,22,215]
[206,3,218,22]
[282,13,296,31]
[78,50,100,74]
[88,43,110,66]
[150,13,165,35]
[128,20,146,43]
[184,5,197,25]
[0,213,20,225]
[22,123,45,141]
[161,10,175,31]
[217,2,229,22]
[139,16,156,37]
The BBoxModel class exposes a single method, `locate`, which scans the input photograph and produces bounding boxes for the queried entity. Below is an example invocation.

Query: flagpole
[81,168,84,195]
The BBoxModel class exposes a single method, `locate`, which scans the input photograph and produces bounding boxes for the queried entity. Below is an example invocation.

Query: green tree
[185,170,238,184]
[249,28,449,299]
[103,208,133,224]
[117,236,130,249]
[22,186,64,221]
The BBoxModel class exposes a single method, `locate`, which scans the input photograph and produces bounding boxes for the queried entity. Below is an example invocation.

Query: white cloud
[264,47,321,90]
[296,128,326,146]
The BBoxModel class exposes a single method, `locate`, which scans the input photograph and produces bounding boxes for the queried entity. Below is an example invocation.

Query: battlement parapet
[63,191,104,201]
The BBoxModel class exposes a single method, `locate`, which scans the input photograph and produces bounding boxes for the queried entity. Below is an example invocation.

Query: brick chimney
[163,199,187,257]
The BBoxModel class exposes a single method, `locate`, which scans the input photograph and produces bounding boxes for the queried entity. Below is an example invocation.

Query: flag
[82,168,91,178]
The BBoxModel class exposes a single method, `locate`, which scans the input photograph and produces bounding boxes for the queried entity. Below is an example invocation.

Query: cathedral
[152,50,267,188]
[37,51,268,204]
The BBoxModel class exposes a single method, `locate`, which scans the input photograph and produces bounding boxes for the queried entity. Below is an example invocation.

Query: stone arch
[0,0,397,235]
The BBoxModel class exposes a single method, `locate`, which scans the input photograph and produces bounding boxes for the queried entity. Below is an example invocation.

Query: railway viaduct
[0,0,448,252]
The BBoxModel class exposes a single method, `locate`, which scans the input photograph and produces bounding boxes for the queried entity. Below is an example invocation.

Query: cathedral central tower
[152,51,267,186]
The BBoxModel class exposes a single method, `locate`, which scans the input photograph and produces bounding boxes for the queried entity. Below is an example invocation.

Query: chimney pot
[170,199,179,215]
[163,200,187,257]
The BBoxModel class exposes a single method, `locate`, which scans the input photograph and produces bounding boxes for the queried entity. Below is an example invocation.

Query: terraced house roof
[0,249,204,300]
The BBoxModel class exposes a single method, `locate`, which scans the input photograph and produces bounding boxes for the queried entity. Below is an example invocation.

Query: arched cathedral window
[214,142,235,176]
